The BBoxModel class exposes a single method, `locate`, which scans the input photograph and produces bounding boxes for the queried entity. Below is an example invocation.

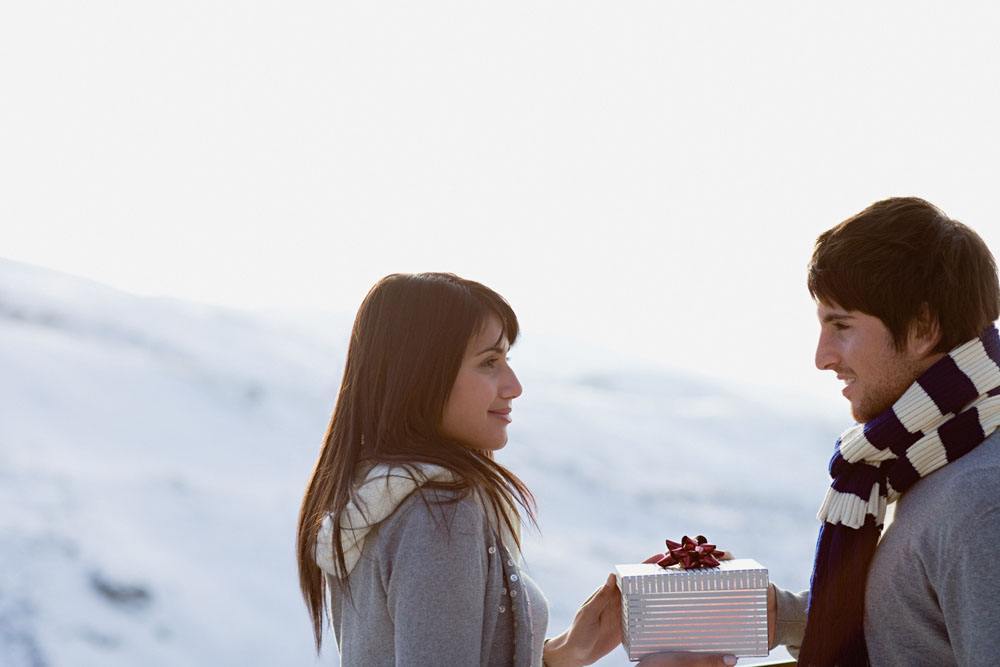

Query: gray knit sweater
[774,429,1000,665]
[326,489,549,666]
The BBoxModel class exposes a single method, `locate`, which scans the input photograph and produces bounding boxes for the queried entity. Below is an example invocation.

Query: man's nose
[815,333,838,371]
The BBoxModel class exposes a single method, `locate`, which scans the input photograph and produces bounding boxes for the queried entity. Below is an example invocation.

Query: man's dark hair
[808,196,999,352]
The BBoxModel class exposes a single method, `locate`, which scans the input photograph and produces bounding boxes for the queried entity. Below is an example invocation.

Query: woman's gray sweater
[326,489,549,666]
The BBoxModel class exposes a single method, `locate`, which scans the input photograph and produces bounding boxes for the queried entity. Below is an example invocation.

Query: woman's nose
[502,368,523,399]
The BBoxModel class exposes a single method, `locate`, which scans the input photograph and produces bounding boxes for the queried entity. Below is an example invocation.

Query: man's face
[815,302,928,423]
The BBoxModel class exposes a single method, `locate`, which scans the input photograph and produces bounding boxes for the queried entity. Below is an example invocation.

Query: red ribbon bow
[643,535,724,569]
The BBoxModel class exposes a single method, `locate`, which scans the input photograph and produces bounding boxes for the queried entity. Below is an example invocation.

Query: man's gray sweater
[775,429,1000,665]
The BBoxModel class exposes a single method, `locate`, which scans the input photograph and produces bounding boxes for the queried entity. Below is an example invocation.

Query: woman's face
[440,315,522,451]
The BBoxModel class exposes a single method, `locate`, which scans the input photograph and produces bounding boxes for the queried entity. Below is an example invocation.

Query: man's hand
[638,652,738,666]
[768,583,776,649]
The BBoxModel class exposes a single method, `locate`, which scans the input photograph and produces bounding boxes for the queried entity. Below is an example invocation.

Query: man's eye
[834,323,849,331]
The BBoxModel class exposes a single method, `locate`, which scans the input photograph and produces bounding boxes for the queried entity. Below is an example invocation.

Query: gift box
[615,558,769,661]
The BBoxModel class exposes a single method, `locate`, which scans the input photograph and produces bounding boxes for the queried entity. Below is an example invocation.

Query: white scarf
[314,462,521,578]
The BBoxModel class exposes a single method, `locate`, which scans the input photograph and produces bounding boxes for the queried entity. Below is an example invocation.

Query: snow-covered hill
[0,259,838,666]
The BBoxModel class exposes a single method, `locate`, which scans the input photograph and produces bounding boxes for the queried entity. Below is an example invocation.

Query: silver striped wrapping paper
[614,559,770,661]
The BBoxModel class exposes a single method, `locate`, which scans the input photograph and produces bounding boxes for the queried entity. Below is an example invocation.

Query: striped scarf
[799,325,1000,666]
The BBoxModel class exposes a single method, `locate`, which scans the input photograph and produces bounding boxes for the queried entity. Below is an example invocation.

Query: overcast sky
[3,2,999,411]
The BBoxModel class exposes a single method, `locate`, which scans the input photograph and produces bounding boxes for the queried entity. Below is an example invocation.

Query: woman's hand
[542,573,623,667]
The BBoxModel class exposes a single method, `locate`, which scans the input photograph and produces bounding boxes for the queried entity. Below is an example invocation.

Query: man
[769,197,1000,666]
[640,198,1000,667]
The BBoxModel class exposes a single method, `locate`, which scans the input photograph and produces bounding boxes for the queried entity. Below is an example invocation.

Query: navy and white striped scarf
[799,325,1000,666]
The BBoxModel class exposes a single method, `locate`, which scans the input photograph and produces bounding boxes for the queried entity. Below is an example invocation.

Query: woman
[296,272,622,666]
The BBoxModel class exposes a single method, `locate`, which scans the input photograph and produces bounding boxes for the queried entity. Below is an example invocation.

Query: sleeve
[773,585,809,657]
[383,496,489,667]
[938,506,1000,666]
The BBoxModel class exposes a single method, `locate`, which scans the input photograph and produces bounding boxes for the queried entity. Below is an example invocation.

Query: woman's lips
[489,409,512,423]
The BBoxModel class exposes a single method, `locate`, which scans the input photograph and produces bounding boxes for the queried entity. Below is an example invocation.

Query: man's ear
[907,304,942,357]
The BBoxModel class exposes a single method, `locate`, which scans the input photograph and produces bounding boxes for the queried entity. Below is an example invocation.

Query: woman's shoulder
[376,487,491,550]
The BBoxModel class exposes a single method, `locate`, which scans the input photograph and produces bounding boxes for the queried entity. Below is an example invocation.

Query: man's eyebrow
[822,313,855,323]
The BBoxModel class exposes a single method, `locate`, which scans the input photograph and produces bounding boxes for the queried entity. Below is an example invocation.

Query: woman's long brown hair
[296,273,536,653]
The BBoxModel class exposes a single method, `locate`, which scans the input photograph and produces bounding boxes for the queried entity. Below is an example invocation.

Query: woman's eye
[482,357,498,368]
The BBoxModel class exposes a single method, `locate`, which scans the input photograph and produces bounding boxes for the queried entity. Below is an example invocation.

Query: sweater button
[498,605,506,613]
[488,546,496,554]
[510,574,519,582]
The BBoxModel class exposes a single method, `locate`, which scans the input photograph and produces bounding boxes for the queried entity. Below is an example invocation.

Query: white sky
[3,2,999,410]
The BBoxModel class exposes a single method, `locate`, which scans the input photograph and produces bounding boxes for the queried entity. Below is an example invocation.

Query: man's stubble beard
[853,355,925,424]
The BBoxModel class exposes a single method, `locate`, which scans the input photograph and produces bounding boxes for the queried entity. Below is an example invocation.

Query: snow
[0,258,841,665]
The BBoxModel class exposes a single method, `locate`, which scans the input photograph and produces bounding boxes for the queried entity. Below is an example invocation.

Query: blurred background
[2,2,998,665]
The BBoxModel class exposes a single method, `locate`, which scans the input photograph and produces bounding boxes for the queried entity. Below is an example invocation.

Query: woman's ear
[907,303,942,358]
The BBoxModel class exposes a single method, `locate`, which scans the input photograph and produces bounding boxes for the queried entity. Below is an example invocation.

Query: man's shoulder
[939,428,1000,494]
[905,429,1000,530]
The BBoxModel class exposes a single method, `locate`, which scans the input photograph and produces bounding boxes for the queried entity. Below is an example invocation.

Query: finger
[638,652,737,667]
[580,586,603,607]
[592,574,621,607]
[582,574,618,607]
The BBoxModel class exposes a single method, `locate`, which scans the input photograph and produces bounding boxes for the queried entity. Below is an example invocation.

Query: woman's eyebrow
[475,345,507,356]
